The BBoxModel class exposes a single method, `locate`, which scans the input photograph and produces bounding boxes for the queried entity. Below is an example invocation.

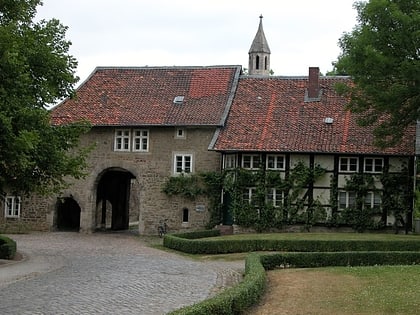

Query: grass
[247,265,420,315]
[163,232,420,314]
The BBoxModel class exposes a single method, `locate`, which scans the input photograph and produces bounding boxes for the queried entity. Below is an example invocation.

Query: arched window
[255,55,260,70]
[182,208,189,223]
[264,56,268,70]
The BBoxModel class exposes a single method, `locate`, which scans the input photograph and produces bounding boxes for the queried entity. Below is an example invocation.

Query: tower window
[264,56,268,70]
[255,55,260,70]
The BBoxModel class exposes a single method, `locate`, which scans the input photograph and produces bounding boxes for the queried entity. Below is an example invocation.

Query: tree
[333,0,420,147]
[0,0,90,195]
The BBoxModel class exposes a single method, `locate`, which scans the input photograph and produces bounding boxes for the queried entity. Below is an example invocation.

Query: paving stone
[0,232,243,315]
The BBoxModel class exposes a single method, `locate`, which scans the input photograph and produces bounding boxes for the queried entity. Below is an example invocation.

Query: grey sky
[35,0,358,83]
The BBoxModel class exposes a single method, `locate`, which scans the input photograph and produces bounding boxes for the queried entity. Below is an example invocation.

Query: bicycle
[158,219,168,237]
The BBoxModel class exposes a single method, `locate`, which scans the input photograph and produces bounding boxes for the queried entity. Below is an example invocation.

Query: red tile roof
[51,66,241,127]
[212,76,415,156]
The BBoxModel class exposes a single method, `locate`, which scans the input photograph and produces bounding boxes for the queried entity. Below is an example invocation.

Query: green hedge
[168,253,266,315]
[164,233,420,254]
[166,231,420,314]
[0,235,16,259]
[260,251,420,270]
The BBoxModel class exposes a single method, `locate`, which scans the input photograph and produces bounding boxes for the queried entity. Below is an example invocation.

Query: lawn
[245,265,420,315]
[197,232,420,314]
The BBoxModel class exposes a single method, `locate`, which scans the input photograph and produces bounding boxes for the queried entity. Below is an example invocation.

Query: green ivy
[162,174,206,200]
[225,161,326,232]
[341,173,376,232]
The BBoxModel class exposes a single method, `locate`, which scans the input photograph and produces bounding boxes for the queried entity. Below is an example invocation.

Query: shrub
[0,235,17,259]
[260,251,420,270]
[164,233,420,255]
[169,253,266,315]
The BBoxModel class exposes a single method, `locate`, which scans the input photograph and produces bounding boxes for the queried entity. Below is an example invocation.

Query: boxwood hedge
[169,253,265,315]
[0,235,16,259]
[163,231,420,254]
[166,230,420,314]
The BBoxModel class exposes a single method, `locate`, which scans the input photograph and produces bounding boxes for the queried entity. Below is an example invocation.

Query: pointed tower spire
[248,15,271,76]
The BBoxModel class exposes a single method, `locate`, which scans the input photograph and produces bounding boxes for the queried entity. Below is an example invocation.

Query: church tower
[248,15,271,76]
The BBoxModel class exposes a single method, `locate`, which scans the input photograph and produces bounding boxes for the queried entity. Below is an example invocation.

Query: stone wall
[3,126,220,234]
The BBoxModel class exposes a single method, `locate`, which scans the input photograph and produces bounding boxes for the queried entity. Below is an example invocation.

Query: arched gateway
[56,197,81,231]
[96,168,136,230]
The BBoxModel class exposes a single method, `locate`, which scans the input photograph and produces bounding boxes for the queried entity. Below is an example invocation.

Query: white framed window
[175,128,186,139]
[224,154,237,169]
[267,188,283,207]
[174,154,193,175]
[339,157,358,172]
[5,196,21,218]
[133,129,149,152]
[114,129,131,151]
[364,158,384,173]
[242,154,261,170]
[338,191,356,210]
[267,155,285,170]
[364,191,381,208]
[243,187,256,204]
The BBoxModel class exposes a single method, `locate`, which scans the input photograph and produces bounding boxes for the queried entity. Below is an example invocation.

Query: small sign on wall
[195,204,205,212]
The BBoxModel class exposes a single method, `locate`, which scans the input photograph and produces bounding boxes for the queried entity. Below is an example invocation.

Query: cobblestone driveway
[0,232,243,315]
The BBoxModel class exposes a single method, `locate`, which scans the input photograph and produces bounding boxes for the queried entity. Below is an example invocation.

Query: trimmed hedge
[0,235,16,259]
[260,251,420,270]
[166,231,420,314]
[164,232,420,254]
[168,253,266,315]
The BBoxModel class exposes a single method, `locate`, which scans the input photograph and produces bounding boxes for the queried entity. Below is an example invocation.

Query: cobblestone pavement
[0,232,244,315]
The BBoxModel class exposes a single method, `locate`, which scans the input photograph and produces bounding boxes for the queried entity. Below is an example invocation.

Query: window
[364,192,381,209]
[267,188,283,207]
[243,188,256,204]
[338,191,356,210]
[364,158,384,173]
[339,157,358,172]
[5,196,21,218]
[133,129,149,152]
[175,128,186,139]
[224,154,237,169]
[114,129,149,152]
[114,129,130,151]
[242,154,261,169]
[174,154,193,175]
[182,208,189,223]
[267,155,285,170]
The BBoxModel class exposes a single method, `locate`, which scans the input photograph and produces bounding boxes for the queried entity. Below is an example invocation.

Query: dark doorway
[222,192,234,225]
[96,169,134,230]
[57,197,81,231]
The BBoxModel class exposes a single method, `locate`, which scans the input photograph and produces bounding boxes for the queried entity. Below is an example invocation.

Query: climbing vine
[223,161,327,232]
[162,174,206,200]
[162,159,413,233]
[341,173,377,232]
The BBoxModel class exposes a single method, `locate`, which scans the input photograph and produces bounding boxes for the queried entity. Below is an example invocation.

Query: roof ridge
[94,65,242,71]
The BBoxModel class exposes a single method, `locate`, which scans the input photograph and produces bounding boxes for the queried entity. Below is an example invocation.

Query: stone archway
[56,197,81,231]
[96,168,135,230]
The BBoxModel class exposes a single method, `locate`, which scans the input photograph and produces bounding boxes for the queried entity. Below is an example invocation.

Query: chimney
[307,67,320,99]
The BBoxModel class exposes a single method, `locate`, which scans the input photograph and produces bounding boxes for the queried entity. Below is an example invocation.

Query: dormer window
[173,96,184,105]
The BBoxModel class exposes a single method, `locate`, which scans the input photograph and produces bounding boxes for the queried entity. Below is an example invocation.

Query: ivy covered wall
[162,153,414,233]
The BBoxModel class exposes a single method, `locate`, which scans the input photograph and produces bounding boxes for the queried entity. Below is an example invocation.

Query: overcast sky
[35,0,358,84]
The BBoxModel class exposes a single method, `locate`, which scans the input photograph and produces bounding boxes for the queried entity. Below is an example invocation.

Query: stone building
[1,17,416,233]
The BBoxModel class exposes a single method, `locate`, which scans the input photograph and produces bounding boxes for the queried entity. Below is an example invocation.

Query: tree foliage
[0,0,90,195]
[333,0,420,146]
